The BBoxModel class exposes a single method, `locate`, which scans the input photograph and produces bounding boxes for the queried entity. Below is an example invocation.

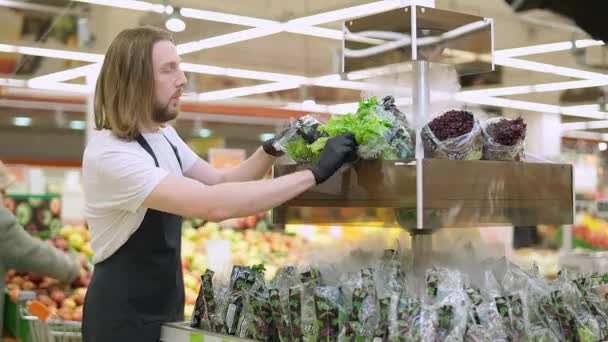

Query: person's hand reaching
[308,133,357,184]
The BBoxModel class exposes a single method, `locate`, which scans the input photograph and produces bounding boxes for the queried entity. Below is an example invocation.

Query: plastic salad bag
[273,96,415,163]
[421,110,483,160]
[481,117,526,161]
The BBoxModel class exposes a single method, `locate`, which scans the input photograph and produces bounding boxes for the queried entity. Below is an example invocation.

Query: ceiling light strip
[0,78,27,87]
[495,56,608,81]
[198,82,300,101]
[180,63,307,83]
[457,79,608,97]
[179,7,279,27]
[495,39,604,58]
[0,43,103,62]
[73,0,164,13]
[287,0,410,27]
[177,27,282,54]
[29,63,101,84]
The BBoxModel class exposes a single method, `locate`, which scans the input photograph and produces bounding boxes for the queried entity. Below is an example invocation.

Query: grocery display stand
[161,2,575,340]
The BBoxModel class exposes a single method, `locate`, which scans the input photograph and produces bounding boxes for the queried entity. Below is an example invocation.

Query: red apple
[27,272,43,284]
[72,306,83,321]
[37,294,55,308]
[50,290,66,305]
[245,216,257,228]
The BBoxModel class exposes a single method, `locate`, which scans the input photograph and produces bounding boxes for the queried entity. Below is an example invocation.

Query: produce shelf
[273,159,574,229]
[161,322,252,342]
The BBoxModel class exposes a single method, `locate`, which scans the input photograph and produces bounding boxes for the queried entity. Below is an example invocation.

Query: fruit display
[571,213,608,250]
[191,250,608,342]
[4,194,62,238]
[6,260,91,322]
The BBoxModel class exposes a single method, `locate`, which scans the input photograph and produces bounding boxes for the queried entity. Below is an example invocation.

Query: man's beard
[152,99,178,123]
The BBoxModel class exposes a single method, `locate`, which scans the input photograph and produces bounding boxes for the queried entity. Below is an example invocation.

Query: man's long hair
[94,26,174,140]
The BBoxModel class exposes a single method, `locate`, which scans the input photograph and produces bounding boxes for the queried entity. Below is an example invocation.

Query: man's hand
[309,133,357,184]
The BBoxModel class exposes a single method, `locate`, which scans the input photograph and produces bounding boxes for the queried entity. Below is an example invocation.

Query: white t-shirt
[83,126,199,264]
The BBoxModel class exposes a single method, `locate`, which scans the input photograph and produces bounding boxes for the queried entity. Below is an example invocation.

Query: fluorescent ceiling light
[285,26,343,40]
[181,64,308,84]
[495,39,604,58]
[73,0,165,13]
[27,79,93,94]
[29,63,101,84]
[456,94,608,120]
[165,5,174,15]
[0,78,27,87]
[13,116,32,127]
[286,1,403,27]
[198,128,212,137]
[198,82,299,101]
[177,27,281,54]
[179,7,278,27]
[495,56,608,82]
[0,44,103,63]
[458,79,608,97]
[69,120,86,130]
[165,17,186,32]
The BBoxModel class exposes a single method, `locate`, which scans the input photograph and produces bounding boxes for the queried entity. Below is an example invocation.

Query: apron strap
[161,134,183,170]
[134,133,182,170]
[135,135,159,167]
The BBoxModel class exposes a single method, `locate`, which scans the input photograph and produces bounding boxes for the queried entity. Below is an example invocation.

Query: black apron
[82,134,184,342]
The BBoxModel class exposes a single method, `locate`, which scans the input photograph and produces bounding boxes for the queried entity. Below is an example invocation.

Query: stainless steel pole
[412,60,432,271]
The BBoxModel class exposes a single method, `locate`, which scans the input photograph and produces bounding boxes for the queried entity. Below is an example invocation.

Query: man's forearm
[220,147,275,183]
[209,170,315,220]
[145,170,316,222]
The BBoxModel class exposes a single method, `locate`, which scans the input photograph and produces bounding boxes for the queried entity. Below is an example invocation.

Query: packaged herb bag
[421,110,483,160]
[481,117,526,161]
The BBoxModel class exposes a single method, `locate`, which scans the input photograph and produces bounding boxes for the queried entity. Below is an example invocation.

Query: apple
[11,276,25,287]
[57,307,73,321]
[54,238,69,251]
[245,216,257,228]
[72,306,83,321]
[37,294,55,307]
[50,290,66,305]
[22,281,36,290]
[62,298,77,310]
[27,272,43,284]
[73,288,87,305]
[68,234,85,250]
[185,287,198,305]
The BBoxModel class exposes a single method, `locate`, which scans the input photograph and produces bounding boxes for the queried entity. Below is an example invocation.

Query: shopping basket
[8,290,82,342]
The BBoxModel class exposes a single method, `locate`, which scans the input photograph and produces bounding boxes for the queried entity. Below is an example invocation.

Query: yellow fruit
[82,243,94,257]
[59,226,73,239]
[68,234,85,249]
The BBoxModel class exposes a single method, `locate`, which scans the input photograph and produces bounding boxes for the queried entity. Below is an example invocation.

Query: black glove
[308,133,357,184]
